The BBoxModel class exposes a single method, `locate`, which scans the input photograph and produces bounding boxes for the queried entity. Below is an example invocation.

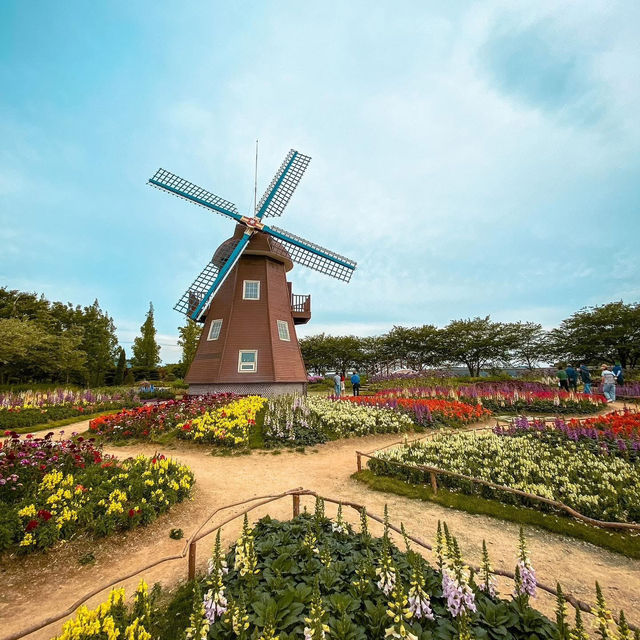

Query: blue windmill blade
[255,150,311,220]
[174,260,221,317]
[263,224,357,282]
[149,168,243,223]
[189,232,253,321]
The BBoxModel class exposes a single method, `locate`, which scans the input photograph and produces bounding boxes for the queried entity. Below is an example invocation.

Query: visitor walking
[566,364,578,392]
[333,373,342,398]
[579,363,592,394]
[556,366,570,391]
[601,364,617,403]
[340,374,346,395]
[351,371,361,396]
[613,362,624,386]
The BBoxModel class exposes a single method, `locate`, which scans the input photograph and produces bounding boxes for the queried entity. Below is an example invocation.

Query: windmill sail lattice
[149,169,241,221]
[174,260,220,316]
[267,225,356,282]
[256,150,311,219]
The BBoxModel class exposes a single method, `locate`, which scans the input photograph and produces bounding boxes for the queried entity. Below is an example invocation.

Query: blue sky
[1,1,639,363]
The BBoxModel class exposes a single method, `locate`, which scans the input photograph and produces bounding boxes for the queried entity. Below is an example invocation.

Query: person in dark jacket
[613,362,624,386]
[579,363,592,394]
[565,364,578,392]
[350,371,361,396]
[556,366,570,391]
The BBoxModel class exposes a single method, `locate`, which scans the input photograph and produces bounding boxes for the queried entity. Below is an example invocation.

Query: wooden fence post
[188,541,197,580]
[429,472,438,495]
[356,452,362,472]
[292,493,300,517]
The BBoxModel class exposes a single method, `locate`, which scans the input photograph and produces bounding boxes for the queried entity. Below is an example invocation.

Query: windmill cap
[212,225,293,271]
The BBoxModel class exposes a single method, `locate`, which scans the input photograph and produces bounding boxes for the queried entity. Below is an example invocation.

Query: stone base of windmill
[187,382,307,398]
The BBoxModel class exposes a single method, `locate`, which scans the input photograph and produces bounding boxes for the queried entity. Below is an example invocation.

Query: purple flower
[203,588,227,623]
[514,560,536,598]
[442,570,476,617]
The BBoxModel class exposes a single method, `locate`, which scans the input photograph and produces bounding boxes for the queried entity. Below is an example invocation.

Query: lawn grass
[10,410,119,435]
[352,470,640,559]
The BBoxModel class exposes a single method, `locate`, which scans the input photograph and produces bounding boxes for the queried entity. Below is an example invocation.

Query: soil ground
[1,402,639,639]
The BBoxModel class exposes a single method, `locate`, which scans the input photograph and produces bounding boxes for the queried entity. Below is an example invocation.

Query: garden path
[1,401,639,639]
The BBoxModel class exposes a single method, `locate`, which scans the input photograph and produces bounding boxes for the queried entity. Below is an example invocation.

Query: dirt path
[1,404,639,639]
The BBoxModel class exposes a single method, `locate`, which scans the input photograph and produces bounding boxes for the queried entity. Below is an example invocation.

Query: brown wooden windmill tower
[148,150,357,396]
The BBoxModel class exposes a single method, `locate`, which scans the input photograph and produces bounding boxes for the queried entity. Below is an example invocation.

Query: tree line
[0,288,202,386]
[300,301,640,377]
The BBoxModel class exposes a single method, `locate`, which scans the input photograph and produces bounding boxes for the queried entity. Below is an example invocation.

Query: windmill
[148,149,357,396]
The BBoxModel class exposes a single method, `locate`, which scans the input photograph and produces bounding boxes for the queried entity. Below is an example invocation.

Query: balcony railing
[291,294,311,313]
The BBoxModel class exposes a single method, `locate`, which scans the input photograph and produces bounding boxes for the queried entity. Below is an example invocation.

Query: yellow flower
[18,504,37,518]
[19,533,35,547]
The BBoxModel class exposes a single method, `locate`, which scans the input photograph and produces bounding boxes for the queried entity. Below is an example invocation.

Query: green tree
[550,301,640,368]
[124,367,135,385]
[441,316,517,376]
[0,288,118,385]
[177,318,202,375]
[509,322,550,369]
[327,335,366,376]
[0,318,45,384]
[47,327,87,383]
[382,325,442,371]
[114,347,127,385]
[76,300,119,386]
[131,302,161,368]
[299,333,335,375]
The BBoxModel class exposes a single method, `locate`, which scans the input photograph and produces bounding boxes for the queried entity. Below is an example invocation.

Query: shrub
[89,394,240,440]
[0,432,194,553]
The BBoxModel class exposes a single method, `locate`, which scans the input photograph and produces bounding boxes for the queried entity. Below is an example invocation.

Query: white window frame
[242,280,260,300]
[207,319,223,341]
[277,319,291,341]
[238,350,258,373]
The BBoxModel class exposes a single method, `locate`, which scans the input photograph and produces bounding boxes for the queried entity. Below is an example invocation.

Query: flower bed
[89,394,240,440]
[368,432,640,523]
[0,388,139,410]
[0,388,141,430]
[45,501,634,640]
[264,396,414,445]
[495,411,640,460]
[177,396,266,446]
[263,395,328,445]
[344,395,490,427]
[374,384,606,414]
[0,432,194,553]
[183,508,560,640]
[52,580,154,640]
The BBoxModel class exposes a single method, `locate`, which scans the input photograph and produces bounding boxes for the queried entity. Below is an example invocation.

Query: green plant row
[352,470,640,559]
[0,401,139,430]
[368,432,640,523]
[10,410,122,434]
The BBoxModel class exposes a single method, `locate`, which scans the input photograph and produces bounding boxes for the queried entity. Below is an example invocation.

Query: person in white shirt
[600,364,617,403]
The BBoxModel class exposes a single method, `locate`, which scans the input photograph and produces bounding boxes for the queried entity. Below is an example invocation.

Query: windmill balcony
[291,293,311,325]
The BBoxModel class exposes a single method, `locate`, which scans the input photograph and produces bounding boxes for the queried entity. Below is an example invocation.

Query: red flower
[25,434,33,439]
[152,457,157,464]
[128,509,135,517]
[37,510,52,521]
[25,520,39,532]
